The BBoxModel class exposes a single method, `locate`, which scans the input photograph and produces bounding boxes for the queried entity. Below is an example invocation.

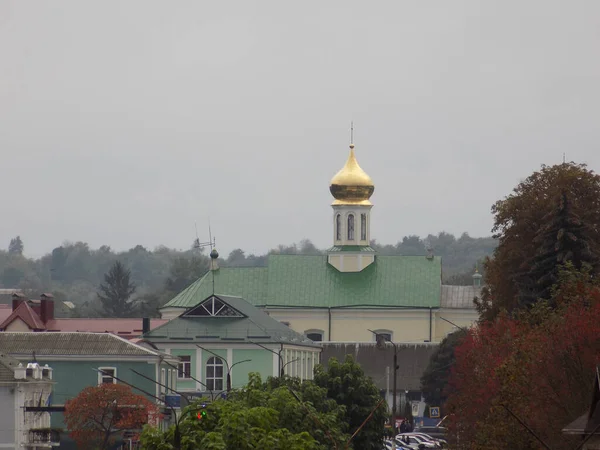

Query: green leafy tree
[97,260,137,317]
[164,256,208,294]
[421,330,465,407]
[8,236,23,255]
[313,355,387,450]
[140,373,347,450]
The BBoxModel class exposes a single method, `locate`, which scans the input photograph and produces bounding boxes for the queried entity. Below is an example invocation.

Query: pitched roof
[146,294,320,348]
[0,332,165,357]
[163,255,441,309]
[0,302,46,330]
[45,318,168,337]
[0,353,21,382]
[440,285,481,309]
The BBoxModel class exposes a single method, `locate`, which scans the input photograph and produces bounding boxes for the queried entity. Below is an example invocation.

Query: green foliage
[313,355,387,450]
[140,373,347,450]
[97,261,137,317]
[420,330,465,407]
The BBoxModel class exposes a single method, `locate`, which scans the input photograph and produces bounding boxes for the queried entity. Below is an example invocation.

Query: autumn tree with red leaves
[65,383,160,450]
[446,264,600,450]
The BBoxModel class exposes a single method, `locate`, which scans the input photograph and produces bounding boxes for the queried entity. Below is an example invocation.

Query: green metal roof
[147,295,320,347]
[163,255,441,310]
[327,245,376,252]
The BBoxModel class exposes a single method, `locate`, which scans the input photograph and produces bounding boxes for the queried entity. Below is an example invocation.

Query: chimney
[142,318,151,335]
[14,363,26,380]
[40,293,55,323]
[426,248,434,260]
[11,292,26,311]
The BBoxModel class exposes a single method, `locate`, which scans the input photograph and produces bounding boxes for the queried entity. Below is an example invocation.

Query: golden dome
[329,144,374,205]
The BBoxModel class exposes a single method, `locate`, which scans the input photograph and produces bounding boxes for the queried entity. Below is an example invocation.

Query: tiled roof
[147,294,320,348]
[0,332,164,357]
[320,342,438,391]
[163,255,441,309]
[440,285,481,309]
[327,246,376,252]
[0,302,46,330]
[45,318,168,337]
[0,353,21,382]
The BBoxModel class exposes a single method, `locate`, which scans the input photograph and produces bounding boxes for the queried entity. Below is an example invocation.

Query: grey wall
[0,387,15,448]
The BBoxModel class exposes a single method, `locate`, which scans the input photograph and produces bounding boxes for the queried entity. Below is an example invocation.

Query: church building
[160,141,480,344]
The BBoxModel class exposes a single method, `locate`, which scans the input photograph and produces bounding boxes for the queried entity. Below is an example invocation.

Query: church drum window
[336,214,342,241]
[361,213,367,241]
[206,357,224,391]
[347,214,355,240]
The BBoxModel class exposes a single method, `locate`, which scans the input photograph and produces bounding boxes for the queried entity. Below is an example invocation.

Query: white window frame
[178,355,192,379]
[304,329,325,342]
[347,214,355,241]
[161,368,166,394]
[98,367,117,385]
[206,357,224,391]
[335,214,342,241]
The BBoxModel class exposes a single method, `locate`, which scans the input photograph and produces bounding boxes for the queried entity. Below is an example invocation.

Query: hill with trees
[0,232,496,318]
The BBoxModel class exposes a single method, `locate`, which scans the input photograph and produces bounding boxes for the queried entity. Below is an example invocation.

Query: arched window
[335,214,342,241]
[304,329,324,342]
[347,214,355,240]
[373,329,393,343]
[206,357,224,391]
[361,213,367,241]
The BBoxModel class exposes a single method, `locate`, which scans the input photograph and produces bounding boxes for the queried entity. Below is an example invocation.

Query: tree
[97,260,137,317]
[446,264,600,449]
[313,355,387,450]
[141,373,348,450]
[420,330,465,407]
[478,162,600,321]
[518,191,600,308]
[8,236,23,255]
[164,256,208,294]
[64,383,159,450]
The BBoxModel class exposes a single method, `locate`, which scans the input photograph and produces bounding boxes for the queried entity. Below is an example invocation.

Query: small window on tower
[361,214,367,241]
[347,214,355,240]
[336,214,342,241]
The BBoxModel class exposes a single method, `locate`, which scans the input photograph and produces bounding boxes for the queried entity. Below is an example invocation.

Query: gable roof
[0,302,46,330]
[163,255,441,309]
[440,285,481,309]
[146,294,320,348]
[0,332,166,358]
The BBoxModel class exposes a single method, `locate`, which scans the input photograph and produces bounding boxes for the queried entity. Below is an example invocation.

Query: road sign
[429,406,440,418]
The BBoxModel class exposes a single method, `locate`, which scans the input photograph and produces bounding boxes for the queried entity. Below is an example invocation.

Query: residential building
[143,293,322,395]
[0,293,167,339]
[0,354,58,449]
[563,366,600,449]
[0,332,179,450]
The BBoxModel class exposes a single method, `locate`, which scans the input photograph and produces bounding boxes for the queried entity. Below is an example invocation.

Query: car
[395,433,441,449]
[414,426,447,440]
[406,432,447,447]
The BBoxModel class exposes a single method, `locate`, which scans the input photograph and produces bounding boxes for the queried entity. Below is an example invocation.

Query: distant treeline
[0,232,496,317]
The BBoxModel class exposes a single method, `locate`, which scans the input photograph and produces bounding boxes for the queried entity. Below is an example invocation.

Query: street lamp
[196,345,250,392]
[249,341,299,377]
[369,329,399,434]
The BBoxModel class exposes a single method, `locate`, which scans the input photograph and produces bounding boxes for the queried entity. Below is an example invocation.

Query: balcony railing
[28,428,60,446]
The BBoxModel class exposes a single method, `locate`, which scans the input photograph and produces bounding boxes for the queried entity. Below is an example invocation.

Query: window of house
[373,330,393,343]
[206,357,224,391]
[305,330,324,342]
[178,355,191,379]
[98,367,117,385]
[361,213,367,240]
[347,214,355,240]
[336,214,342,241]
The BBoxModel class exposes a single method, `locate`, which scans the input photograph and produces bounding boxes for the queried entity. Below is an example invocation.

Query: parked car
[396,433,441,449]
[414,426,447,440]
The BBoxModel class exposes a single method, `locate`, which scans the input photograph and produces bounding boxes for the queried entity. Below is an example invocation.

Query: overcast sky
[2,1,600,258]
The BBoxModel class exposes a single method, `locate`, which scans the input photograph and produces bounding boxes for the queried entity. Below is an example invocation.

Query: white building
[0,355,57,449]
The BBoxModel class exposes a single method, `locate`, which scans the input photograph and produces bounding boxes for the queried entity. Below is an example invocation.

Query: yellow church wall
[343,256,360,272]
[265,308,434,343]
[433,309,479,342]
[328,255,342,271]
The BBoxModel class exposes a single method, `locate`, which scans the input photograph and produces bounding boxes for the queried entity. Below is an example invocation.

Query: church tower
[327,142,376,272]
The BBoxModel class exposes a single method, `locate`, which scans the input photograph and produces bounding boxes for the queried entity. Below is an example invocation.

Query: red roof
[0,302,46,330]
[44,318,168,337]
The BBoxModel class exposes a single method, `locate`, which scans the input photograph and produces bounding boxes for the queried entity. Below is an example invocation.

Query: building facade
[0,355,57,449]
